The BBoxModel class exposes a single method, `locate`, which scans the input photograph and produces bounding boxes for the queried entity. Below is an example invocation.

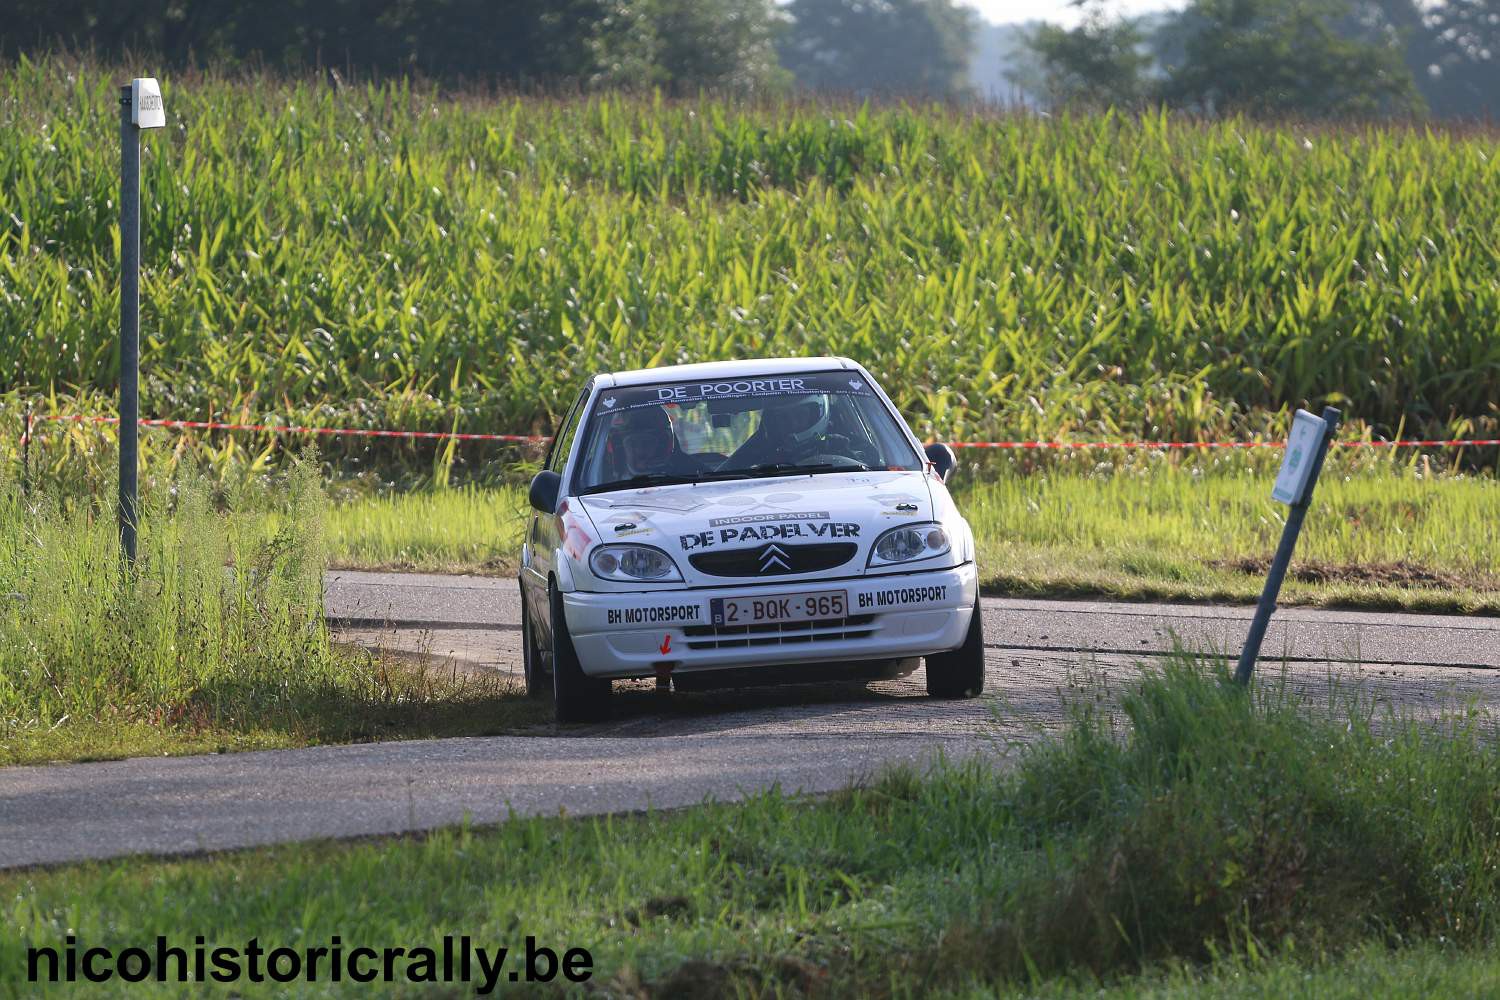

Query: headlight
[589,544,683,583]
[867,522,951,567]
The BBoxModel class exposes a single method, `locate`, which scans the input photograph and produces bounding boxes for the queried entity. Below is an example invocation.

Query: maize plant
[2,58,1498,479]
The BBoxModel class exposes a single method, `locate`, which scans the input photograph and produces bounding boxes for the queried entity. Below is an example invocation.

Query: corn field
[3,57,1498,476]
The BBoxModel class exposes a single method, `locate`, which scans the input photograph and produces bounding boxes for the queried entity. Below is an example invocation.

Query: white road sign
[131,78,165,129]
[1271,409,1328,505]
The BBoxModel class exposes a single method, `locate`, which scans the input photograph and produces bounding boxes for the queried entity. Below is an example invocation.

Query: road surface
[1,571,1494,869]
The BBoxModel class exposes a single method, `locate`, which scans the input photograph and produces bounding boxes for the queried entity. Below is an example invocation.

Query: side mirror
[528,470,562,514]
[924,442,957,482]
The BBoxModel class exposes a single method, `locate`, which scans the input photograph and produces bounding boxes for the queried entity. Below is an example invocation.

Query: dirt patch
[1213,557,1478,590]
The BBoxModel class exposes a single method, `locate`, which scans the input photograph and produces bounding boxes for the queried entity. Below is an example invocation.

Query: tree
[592,0,789,91]
[776,0,976,98]
[0,0,787,92]
[373,0,608,85]
[1157,0,1422,117]
[1019,3,1153,109]
[1,0,241,59]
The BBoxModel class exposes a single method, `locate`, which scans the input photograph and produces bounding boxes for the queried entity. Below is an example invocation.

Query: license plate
[710,590,847,627]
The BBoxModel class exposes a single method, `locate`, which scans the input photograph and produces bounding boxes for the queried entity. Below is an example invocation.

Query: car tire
[519,584,550,699]
[549,585,613,723]
[925,597,985,699]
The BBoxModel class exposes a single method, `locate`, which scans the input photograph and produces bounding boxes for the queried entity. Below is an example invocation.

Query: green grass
[5,658,1497,997]
[4,58,1500,489]
[318,462,1499,612]
[965,458,1500,613]
[323,482,530,574]
[0,469,545,767]
[1002,945,1500,998]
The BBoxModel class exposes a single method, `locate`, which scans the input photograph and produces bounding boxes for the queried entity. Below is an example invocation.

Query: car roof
[600,356,856,388]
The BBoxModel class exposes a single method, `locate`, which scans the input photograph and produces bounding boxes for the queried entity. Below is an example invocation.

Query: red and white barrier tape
[22,412,1500,450]
[948,439,1500,450]
[33,413,548,444]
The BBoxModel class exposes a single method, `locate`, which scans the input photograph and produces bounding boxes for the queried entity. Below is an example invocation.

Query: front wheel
[926,598,985,699]
[549,587,613,723]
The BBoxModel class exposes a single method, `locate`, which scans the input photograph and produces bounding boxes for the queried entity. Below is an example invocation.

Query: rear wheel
[519,585,549,699]
[549,586,613,723]
[926,598,985,699]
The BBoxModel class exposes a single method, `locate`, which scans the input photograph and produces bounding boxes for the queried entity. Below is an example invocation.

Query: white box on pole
[1271,409,1328,505]
[131,78,165,129]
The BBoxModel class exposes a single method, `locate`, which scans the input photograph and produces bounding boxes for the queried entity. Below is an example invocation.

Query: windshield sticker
[659,377,810,400]
[594,372,871,416]
[681,521,859,550]
[857,584,949,610]
[708,511,829,528]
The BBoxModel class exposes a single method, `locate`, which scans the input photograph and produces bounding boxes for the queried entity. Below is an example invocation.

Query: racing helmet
[616,405,676,475]
[763,393,830,447]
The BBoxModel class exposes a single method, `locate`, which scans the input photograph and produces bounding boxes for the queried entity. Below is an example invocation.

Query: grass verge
[966,463,1499,613]
[3,657,1496,996]
[321,463,1499,613]
[0,469,546,767]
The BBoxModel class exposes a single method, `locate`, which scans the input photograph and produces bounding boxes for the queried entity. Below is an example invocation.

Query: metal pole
[119,85,139,565]
[1234,405,1341,685]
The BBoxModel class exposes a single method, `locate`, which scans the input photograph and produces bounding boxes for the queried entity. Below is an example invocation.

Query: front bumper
[563,562,979,679]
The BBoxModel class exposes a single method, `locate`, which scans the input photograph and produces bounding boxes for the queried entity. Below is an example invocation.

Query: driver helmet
[617,406,677,476]
[762,394,830,447]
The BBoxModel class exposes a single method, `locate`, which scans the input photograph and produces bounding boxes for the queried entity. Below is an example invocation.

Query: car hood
[575,471,939,587]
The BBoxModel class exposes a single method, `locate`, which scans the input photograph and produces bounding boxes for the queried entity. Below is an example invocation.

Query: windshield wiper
[579,472,699,495]
[739,461,873,477]
[691,469,760,482]
[581,461,874,495]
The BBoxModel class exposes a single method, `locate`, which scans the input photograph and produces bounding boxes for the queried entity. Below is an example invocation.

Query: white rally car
[519,357,984,721]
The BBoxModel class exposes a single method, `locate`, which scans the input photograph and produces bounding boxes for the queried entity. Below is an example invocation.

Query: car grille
[688,542,858,577]
[682,614,877,650]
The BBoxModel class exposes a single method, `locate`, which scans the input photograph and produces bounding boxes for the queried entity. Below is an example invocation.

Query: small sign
[131,78,165,129]
[1271,409,1328,505]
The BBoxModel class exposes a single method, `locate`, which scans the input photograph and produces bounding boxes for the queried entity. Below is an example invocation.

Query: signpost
[119,78,165,564]
[1234,406,1341,684]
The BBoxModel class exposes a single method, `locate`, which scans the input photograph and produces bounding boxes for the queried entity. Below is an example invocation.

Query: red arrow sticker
[659,635,672,655]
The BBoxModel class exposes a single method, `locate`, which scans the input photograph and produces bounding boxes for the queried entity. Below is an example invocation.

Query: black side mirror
[528,470,562,514]
[924,442,957,482]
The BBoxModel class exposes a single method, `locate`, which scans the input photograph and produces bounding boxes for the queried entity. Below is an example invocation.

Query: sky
[965,0,1181,27]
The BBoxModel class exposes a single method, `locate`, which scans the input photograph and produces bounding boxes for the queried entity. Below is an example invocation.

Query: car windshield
[572,371,924,494]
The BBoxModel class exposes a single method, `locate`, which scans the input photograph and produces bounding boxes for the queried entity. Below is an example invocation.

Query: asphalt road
[324,570,1500,669]
[2,571,1495,870]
